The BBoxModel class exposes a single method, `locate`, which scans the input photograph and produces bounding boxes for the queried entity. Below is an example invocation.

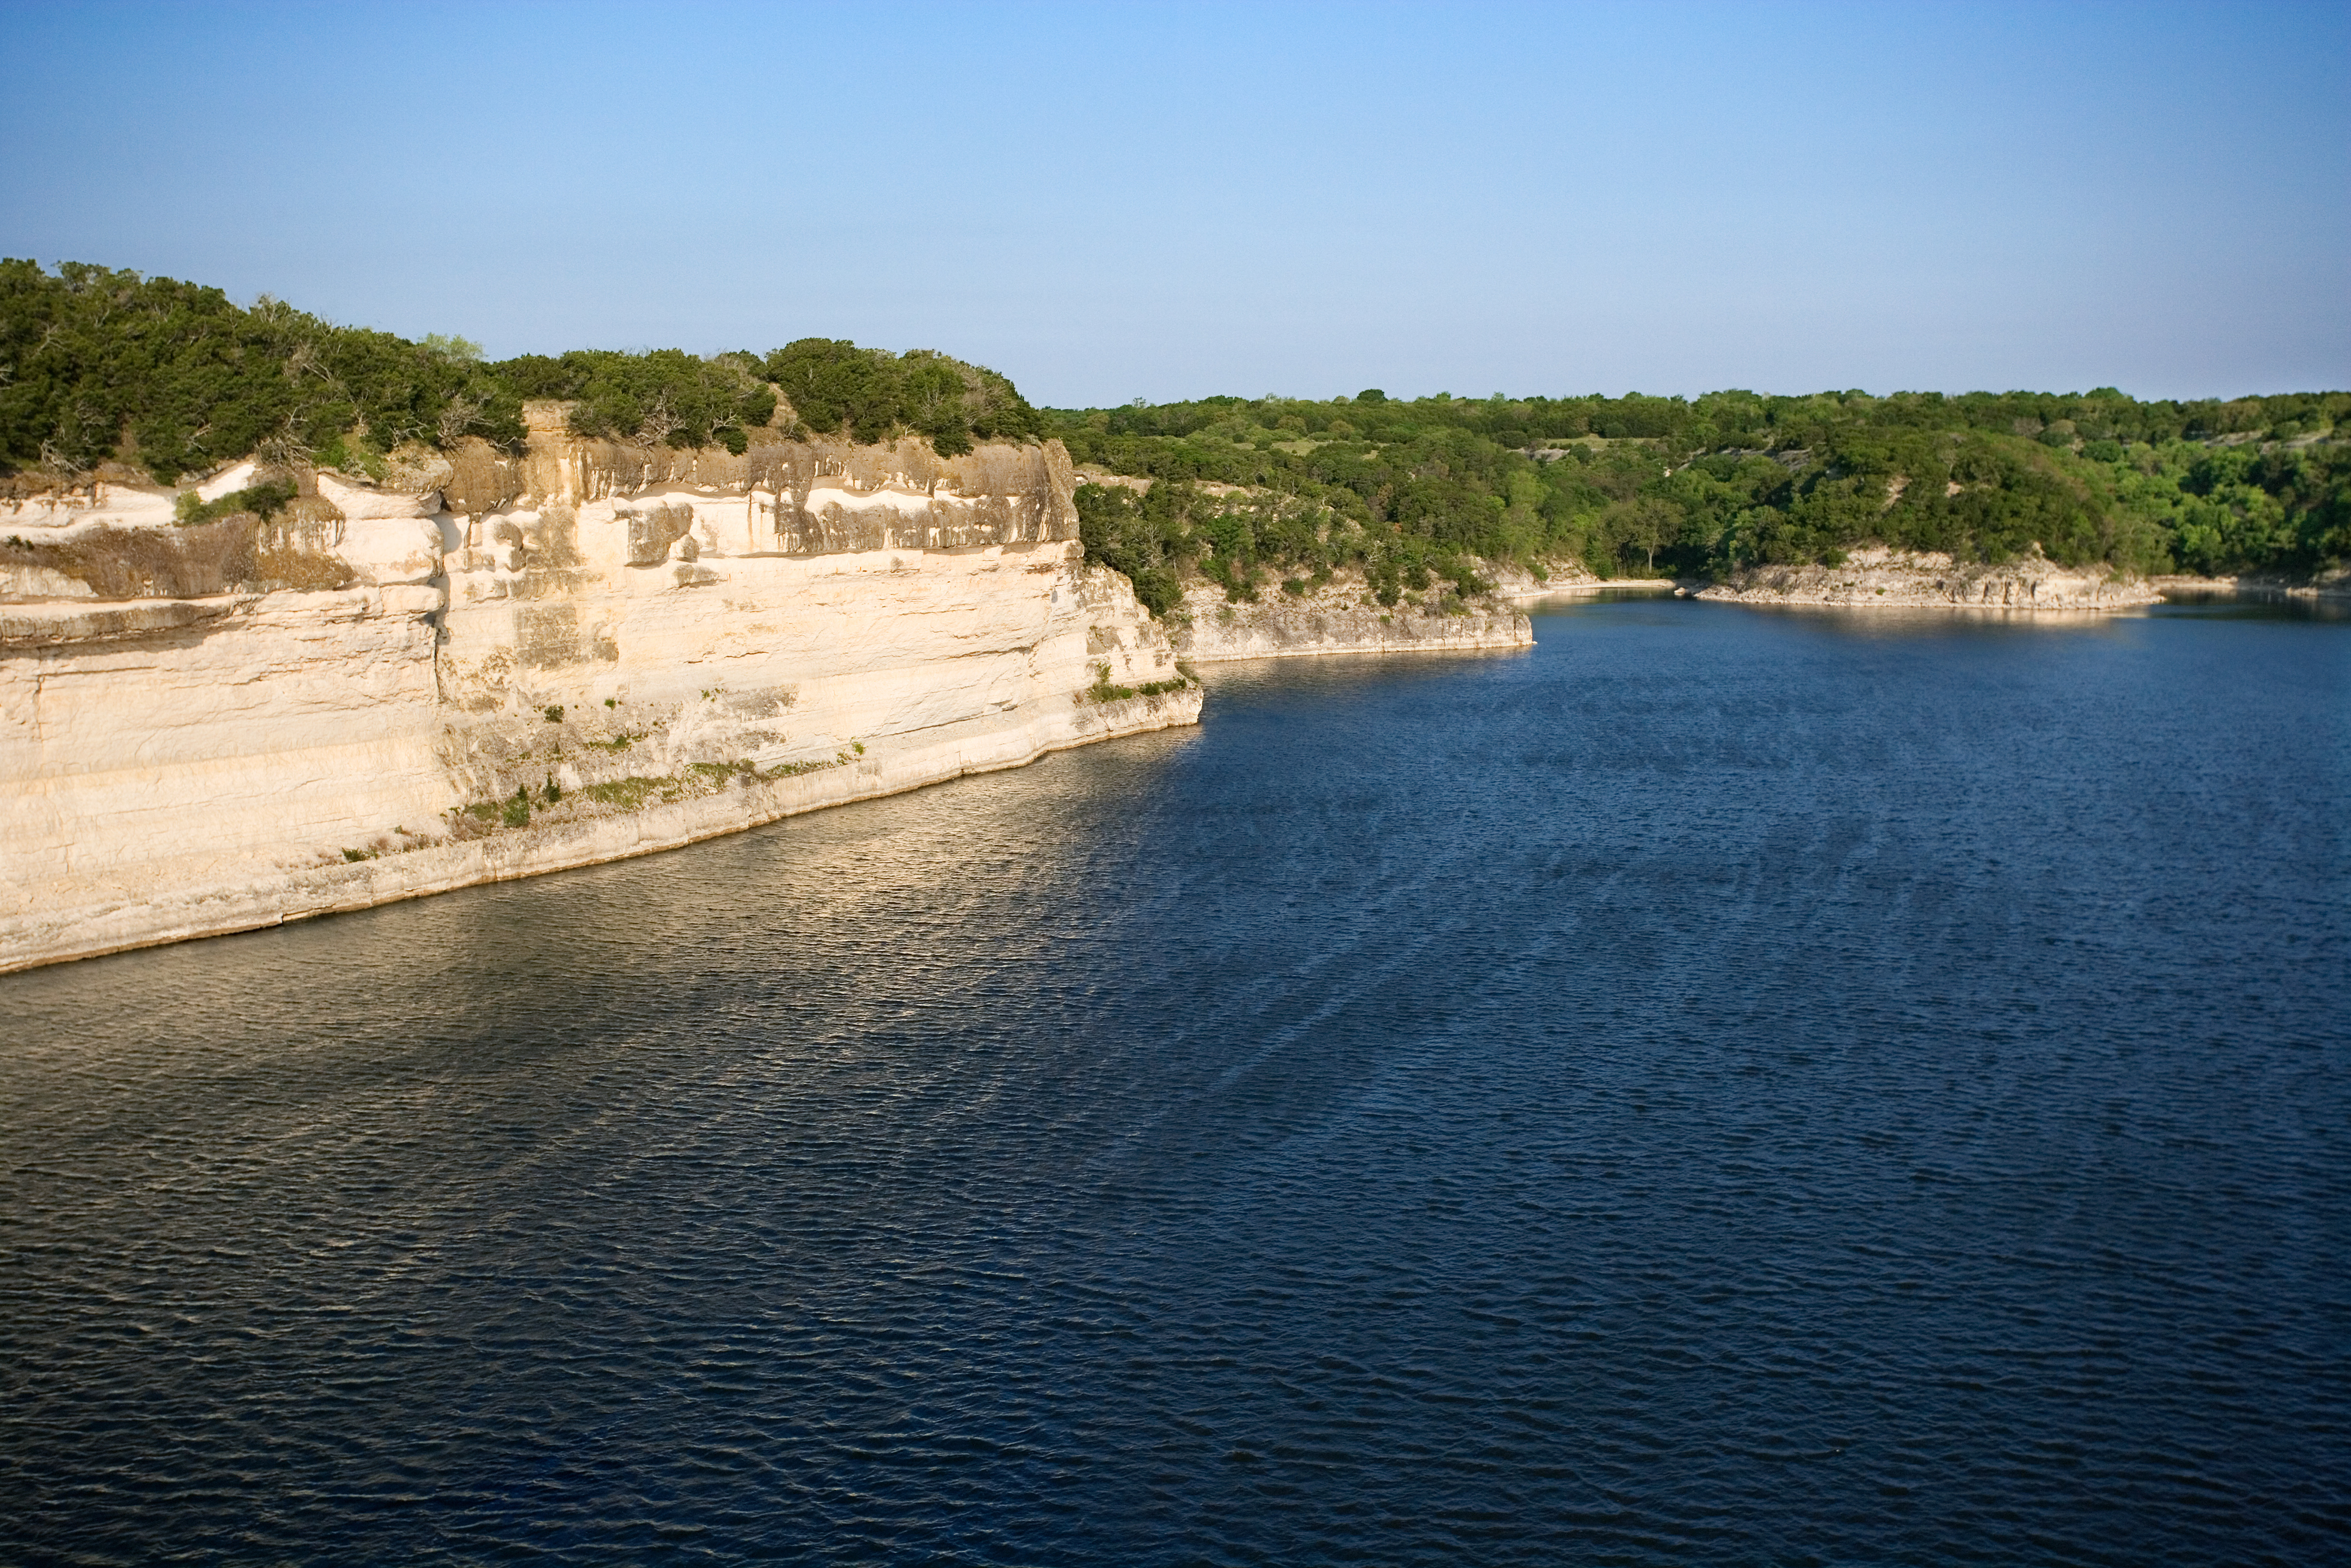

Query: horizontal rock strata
[1693,547,2161,611]
[1168,574,1532,661]
[1484,564,1675,599]
[2,424,1198,973]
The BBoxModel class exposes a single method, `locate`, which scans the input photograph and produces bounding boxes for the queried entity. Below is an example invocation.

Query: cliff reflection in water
[3,595,2345,1567]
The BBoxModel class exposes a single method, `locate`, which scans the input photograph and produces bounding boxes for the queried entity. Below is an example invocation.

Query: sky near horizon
[2,0,2344,407]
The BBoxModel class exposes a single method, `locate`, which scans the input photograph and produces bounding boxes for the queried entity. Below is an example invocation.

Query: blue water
[4,594,2347,1566]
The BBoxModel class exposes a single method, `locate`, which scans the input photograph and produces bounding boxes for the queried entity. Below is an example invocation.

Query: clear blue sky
[3,0,2344,406]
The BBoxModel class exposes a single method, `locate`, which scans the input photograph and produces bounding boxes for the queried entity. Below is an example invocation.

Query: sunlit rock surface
[1168,573,1532,661]
[1693,546,2162,610]
[1,424,1197,972]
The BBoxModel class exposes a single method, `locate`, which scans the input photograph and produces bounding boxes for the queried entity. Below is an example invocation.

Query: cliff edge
[1,421,1199,973]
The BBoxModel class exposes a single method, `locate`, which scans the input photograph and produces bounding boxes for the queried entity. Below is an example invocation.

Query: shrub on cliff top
[500,348,775,452]
[0,258,1043,482]
[0,260,523,482]
[175,479,296,527]
[764,340,1040,453]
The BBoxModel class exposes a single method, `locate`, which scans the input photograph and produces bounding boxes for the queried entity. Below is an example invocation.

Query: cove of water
[4,595,2346,1565]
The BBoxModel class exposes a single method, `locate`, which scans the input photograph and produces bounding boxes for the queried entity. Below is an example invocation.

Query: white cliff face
[1693,547,2162,611]
[0,587,453,956]
[1168,571,1532,662]
[0,430,1198,973]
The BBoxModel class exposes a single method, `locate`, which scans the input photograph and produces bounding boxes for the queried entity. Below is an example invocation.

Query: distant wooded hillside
[6,260,2340,592]
[1051,386,2349,598]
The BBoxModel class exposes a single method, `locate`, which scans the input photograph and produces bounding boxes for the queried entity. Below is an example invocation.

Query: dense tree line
[1054,385,2351,593]
[0,260,1040,485]
[7,260,2339,590]
[756,340,1038,454]
[498,341,1037,457]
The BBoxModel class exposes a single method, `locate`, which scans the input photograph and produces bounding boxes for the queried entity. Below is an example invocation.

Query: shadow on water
[2,593,2346,1566]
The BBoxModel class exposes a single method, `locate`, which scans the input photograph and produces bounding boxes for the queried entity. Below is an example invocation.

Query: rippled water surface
[5,595,2348,1565]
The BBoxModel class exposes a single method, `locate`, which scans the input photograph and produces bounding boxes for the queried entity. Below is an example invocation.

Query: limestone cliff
[2,419,1198,973]
[1167,571,1532,662]
[1692,547,2161,611]
[1482,562,1676,600]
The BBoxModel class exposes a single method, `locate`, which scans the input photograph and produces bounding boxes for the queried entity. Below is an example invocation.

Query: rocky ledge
[1166,572,1532,661]
[1692,547,2161,612]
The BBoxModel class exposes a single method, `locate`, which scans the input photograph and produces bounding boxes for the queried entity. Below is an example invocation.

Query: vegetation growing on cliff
[1079,659,1195,703]
[0,260,1041,485]
[761,341,1040,454]
[9,259,2338,584]
[1075,476,1491,612]
[1051,388,2351,583]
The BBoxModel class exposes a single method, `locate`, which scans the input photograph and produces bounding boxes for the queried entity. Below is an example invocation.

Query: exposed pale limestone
[1484,562,1674,599]
[1,476,179,534]
[2,587,453,948]
[1,431,1198,974]
[1693,546,2161,611]
[194,461,260,501]
[1168,571,1532,662]
[3,562,96,599]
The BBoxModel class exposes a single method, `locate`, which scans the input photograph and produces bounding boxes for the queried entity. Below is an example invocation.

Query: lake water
[4,594,2346,1566]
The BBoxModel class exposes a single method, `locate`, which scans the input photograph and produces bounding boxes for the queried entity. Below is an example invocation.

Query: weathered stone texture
[1,435,1196,973]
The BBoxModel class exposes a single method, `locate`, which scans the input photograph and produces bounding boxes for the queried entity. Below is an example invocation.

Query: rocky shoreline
[1167,572,1532,661]
[0,681,1195,976]
[2,426,1204,975]
[1690,547,2162,612]
[1485,564,1676,599]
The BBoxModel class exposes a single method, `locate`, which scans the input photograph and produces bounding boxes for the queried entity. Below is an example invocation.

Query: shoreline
[0,686,1199,976]
[1691,547,2161,612]
[1490,571,1674,600]
[1,430,1206,979]
[1167,574,1532,662]
[2149,572,2351,600]
[1678,572,2346,612]
[8,548,2335,976]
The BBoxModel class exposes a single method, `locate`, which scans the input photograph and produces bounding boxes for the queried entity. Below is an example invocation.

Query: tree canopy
[5,259,2338,586]
[1051,385,2351,591]
[0,259,1040,483]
